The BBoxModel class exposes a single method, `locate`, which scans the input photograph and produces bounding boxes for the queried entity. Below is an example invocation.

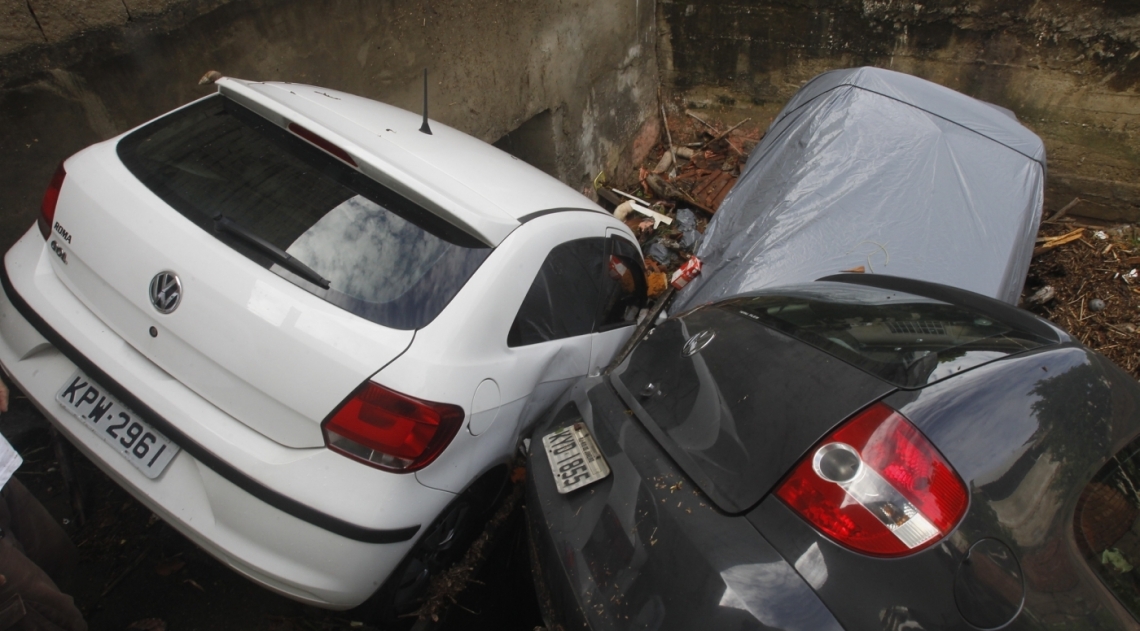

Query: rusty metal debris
[597,107,763,289]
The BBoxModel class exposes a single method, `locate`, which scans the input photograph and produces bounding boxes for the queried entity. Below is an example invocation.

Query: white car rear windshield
[117,94,491,330]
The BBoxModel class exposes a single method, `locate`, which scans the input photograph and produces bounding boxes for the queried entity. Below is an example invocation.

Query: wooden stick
[686,111,716,130]
[698,118,751,152]
[661,105,678,178]
[1032,228,1084,257]
[1046,197,1082,222]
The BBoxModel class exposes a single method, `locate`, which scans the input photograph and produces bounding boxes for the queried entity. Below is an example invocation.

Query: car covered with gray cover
[672,66,1046,313]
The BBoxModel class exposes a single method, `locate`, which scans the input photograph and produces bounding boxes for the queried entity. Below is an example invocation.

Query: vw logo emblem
[682,329,716,357]
[149,271,182,314]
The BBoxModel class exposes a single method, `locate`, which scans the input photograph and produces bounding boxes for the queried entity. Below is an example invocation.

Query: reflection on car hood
[612,306,894,513]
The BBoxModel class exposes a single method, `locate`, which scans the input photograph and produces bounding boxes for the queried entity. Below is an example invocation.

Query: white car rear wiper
[213,214,331,289]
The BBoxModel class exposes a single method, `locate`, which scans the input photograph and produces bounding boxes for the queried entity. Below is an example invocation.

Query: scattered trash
[674,208,703,250]
[612,200,635,221]
[592,106,763,313]
[1095,231,1109,240]
[184,578,206,592]
[1024,285,1056,306]
[645,241,678,268]
[1090,298,1107,312]
[613,199,673,228]
[670,257,702,290]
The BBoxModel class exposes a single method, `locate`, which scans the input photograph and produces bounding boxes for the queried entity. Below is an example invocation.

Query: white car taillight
[776,403,968,556]
[322,382,464,473]
[38,163,66,240]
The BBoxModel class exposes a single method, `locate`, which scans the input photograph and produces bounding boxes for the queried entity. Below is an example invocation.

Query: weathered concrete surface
[0,0,658,253]
[0,0,46,55]
[28,0,129,43]
[658,0,1140,222]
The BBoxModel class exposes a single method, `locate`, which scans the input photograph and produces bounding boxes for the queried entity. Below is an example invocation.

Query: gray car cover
[671,67,1046,313]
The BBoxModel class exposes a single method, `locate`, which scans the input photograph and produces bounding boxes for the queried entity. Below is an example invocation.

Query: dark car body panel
[526,275,1140,630]
[901,346,1140,627]
[612,306,893,514]
[749,344,1140,629]
[525,379,844,631]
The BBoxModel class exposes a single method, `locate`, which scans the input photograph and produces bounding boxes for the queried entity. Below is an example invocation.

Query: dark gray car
[524,273,1140,630]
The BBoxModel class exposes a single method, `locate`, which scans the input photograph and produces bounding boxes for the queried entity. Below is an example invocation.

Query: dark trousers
[0,479,85,631]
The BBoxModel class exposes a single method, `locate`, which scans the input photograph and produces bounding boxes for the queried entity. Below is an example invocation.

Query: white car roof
[215,77,607,247]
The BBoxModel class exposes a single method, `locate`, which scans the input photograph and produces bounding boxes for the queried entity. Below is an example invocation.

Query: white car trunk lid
[47,147,416,448]
[41,94,492,447]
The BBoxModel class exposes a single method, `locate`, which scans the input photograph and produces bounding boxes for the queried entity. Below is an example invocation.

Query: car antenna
[419,68,432,135]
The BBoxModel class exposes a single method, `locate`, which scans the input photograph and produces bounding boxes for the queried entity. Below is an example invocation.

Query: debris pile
[1023,222,1140,377]
[592,108,763,298]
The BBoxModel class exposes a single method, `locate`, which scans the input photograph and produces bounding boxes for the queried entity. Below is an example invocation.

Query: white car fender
[378,211,619,493]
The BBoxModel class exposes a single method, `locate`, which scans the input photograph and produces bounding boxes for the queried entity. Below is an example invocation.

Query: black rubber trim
[0,262,419,545]
[516,207,603,223]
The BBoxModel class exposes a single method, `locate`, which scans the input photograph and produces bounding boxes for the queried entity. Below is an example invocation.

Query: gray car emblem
[149,271,182,314]
[682,329,716,357]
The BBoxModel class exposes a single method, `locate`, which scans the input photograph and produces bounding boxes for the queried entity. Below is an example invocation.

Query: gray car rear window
[117,94,491,330]
[723,282,1055,388]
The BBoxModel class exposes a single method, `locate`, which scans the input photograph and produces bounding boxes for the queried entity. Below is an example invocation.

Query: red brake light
[322,382,463,472]
[775,403,968,557]
[287,122,358,167]
[37,163,66,239]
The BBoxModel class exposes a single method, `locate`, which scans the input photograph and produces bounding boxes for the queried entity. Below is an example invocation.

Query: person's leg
[0,480,84,631]
[0,481,75,592]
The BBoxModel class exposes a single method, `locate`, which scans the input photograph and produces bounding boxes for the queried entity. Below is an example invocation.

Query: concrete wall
[657,0,1140,222]
[0,0,659,252]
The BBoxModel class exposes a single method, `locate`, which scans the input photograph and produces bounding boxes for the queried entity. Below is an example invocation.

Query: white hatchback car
[0,77,647,616]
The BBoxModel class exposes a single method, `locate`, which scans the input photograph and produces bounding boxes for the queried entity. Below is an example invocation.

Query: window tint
[598,237,647,330]
[1075,435,1140,622]
[508,238,606,347]
[728,282,1054,388]
[117,94,490,330]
